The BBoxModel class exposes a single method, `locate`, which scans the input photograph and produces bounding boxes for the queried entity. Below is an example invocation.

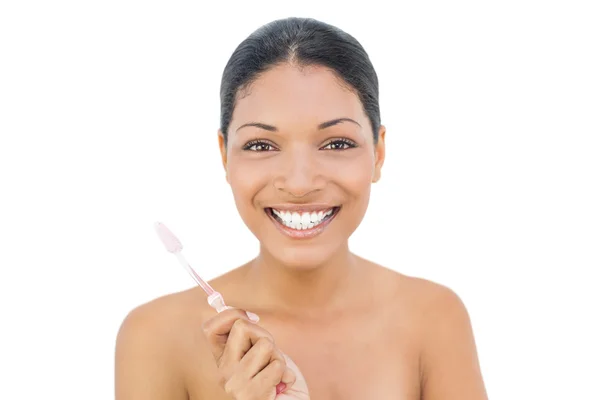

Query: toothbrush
[153,222,227,312]
[154,221,296,396]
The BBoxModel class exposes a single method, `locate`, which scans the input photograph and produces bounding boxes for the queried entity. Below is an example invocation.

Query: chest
[266,315,421,400]
[185,306,422,400]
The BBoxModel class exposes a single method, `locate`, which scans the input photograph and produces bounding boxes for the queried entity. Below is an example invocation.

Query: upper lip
[267,204,339,212]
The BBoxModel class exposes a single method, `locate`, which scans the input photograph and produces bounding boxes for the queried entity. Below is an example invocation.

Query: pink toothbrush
[154,222,228,312]
[154,221,293,396]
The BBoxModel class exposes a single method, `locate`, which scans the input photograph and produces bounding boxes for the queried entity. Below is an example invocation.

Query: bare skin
[115,260,487,399]
[115,63,488,399]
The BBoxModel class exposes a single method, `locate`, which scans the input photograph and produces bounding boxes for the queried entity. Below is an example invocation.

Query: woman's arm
[115,305,188,400]
[419,286,488,400]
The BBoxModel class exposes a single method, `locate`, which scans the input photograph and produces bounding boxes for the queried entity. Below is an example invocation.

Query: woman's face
[219,63,385,269]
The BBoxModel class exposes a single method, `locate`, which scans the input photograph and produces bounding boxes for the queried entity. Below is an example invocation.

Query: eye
[243,140,278,152]
[321,138,357,150]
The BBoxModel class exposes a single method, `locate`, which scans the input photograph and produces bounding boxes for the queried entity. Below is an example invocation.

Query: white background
[1,0,598,398]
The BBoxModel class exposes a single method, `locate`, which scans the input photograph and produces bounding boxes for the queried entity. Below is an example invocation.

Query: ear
[217,130,229,183]
[372,125,386,183]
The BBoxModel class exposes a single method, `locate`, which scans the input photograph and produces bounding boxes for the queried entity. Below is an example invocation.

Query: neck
[243,242,360,315]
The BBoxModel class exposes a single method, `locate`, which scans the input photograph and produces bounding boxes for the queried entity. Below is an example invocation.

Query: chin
[261,242,343,271]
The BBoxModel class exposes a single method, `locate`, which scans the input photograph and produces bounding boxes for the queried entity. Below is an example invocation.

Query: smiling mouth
[265,207,341,231]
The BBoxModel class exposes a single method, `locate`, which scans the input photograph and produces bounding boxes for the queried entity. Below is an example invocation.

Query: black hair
[219,17,381,145]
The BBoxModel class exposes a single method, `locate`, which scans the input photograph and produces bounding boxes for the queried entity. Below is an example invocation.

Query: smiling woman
[220,61,383,270]
[115,17,488,400]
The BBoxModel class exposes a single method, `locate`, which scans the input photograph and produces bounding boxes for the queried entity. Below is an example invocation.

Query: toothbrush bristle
[154,222,183,253]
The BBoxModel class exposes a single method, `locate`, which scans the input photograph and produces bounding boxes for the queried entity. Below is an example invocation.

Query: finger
[281,366,296,386]
[220,319,275,367]
[237,336,287,381]
[201,308,259,360]
[252,358,287,390]
[281,353,297,385]
[225,336,279,393]
[202,307,258,336]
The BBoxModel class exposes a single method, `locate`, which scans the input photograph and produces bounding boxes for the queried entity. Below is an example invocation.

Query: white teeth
[310,212,318,222]
[291,212,301,229]
[271,208,336,230]
[301,213,310,228]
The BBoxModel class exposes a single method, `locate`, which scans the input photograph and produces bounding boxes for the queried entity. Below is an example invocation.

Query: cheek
[328,153,374,194]
[227,159,268,209]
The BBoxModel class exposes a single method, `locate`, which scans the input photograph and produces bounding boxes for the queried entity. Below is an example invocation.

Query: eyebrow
[236,117,361,132]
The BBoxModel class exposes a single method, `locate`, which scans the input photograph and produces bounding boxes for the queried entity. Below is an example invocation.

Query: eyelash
[242,138,357,152]
[242,140,276,152]
[321,138,357,150]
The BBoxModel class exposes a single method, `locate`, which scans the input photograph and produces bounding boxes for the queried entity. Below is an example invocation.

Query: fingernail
[246,311,260,322]
[276,382,287,394]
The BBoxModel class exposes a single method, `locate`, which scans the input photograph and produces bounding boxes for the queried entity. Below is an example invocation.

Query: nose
[272,145,325,197]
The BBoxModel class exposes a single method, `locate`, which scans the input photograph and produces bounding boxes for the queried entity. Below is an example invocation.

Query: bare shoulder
[393,274,488,400]
[367,263,487,399]
[364,260,459,310]
[116,264,248,344]
[397,275,476,346]
[114,287,216,399]
[114,265,250,399]
[402,274,467,312]
[369,264,477,349]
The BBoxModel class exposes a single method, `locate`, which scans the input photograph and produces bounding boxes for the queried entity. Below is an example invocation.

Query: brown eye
[321,138,357,150]
[243,140,277,151]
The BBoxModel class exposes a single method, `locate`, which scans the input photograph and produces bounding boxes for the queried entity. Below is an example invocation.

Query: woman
[115,17,488,400]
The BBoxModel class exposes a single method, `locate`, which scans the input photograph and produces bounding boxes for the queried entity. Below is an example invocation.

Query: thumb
[281,353,297,386]
[281,366,296,386]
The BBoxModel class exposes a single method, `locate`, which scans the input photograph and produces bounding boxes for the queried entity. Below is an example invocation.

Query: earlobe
[372,125,386,183]
[372,170,381,183]
[217,130,229,183]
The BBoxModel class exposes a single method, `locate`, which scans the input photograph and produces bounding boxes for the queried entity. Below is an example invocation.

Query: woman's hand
[202,308,310,400]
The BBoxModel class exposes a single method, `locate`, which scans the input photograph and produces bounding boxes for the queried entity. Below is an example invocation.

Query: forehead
[230,64,367,131]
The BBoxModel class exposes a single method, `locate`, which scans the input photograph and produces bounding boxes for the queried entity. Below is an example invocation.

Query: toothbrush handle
[175,252,216,296]
[207,292,228,313]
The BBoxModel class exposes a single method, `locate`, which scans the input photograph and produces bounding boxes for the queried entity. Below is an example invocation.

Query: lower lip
[266,208,339,239]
